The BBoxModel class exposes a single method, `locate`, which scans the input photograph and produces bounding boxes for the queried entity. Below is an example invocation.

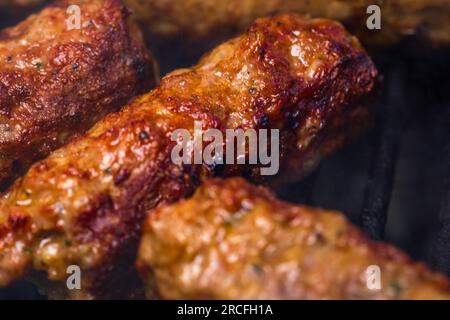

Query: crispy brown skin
[126,0,450,48]
[137,178,450,300]
[0,14,377,299]
[5,1,450,48]
[0,0,158,188]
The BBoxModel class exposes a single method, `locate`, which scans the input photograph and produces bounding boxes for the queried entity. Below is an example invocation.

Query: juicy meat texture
[0,14,377,299]
[0,0,158,188]
[126,0,450,48]
[137,178,450,300]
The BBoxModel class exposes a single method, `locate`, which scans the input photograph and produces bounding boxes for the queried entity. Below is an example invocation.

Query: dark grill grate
[431,128,450,275]
[359,69,407,240]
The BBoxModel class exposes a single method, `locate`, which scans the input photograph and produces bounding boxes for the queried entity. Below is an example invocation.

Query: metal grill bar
[359,68,406,240]
[431,116,450,275]
[277,171,318,206]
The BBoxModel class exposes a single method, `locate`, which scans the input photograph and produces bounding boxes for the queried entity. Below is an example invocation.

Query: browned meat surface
[4,1,450,48]
[0,14,377,299]
[0,0,158,188]
[126,0,450,48]
[137,178,450,300]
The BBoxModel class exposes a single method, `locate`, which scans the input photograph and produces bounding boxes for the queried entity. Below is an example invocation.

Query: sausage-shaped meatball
[0,0,158,188]
[5,1,449,48]
[137,178,450,300]
[0,14,377,299]
[125,0,450,48]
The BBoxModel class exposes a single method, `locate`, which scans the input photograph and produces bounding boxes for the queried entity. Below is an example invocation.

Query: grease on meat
[0,0,158,187]
[138,178,450,300]
[0,14,377,298]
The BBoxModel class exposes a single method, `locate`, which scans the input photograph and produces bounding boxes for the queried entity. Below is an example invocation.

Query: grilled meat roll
[126,0,450,48]
[5,1,450,48]
[137,177,450,300]
[0,0,158,188]
[0,14,377,299]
